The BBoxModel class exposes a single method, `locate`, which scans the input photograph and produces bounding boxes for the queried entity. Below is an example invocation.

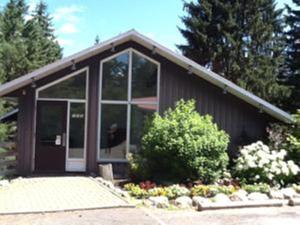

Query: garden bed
[95,178,300,211]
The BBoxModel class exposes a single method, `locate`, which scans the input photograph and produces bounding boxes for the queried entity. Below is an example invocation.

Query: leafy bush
[284,111,300,168]
[131,99,230,183]
[242,183,270,194]
[165,185,190,199]
[191,185,236,197]
[234,141,299,186]
[123,183,148,199]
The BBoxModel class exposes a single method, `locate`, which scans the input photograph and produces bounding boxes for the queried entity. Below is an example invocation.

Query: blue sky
[0,0,298,56]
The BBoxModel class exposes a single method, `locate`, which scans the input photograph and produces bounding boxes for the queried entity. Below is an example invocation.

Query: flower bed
[121,181,300,209]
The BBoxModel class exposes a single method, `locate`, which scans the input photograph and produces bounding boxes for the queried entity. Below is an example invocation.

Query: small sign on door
[55,135,61,145]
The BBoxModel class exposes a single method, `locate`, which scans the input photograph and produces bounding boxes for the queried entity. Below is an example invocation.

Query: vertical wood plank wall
[15,41,278,175]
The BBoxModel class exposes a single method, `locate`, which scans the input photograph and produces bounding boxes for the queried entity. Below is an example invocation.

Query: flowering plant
[234,141,299,186]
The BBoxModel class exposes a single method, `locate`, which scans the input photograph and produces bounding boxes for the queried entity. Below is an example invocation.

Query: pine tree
[286,0,300,112]
[23,1,62,71]
[0,0,28,81]
[178,0,291,106]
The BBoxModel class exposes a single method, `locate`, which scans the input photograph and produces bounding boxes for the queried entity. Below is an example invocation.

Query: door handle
[62,133,66,147]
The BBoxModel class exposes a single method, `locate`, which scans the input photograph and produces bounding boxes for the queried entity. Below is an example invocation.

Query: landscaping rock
[230,190,248,201]
[114,187,130,198]
[192,196,211,206]
[280,188,300,199]
[148,196,169,208]
[213,193,231,203]
[143,199,153,207]
[0,180,9,187]
[247,192,269,201]
[95,177,104,182]
[175,196,192,208]
[269,190,284,200]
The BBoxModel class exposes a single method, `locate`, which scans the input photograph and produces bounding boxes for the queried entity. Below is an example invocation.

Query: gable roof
[0,29,293,123]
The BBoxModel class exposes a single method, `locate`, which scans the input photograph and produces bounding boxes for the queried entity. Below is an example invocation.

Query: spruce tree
[178,0,291,106]
[24,1,62,71]
[286,0,300,112]
[0,0,28,81]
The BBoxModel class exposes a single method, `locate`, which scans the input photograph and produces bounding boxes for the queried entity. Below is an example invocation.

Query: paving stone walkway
[0,176,130,214]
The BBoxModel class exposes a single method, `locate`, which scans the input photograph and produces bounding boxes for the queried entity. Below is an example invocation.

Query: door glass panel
[68,103,85,158]
[130,104,156,153]
[102,52,129,100]
[131,52,158,102]
[100,104,127,159]
[39,71,86,99]
[39,104,65,147]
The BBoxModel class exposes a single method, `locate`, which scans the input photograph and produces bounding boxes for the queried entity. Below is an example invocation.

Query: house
[0,30,293,177]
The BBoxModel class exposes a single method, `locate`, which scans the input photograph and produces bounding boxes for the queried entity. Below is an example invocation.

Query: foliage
[234,141,299,186]
[139,180,156,190]
[285,0,300,112]
[242,183,271,194]
[190,185,236,197]
[0,0,62,81]
[164,185,190,199]
[130,99,229,183]
[123,183,190,199]
[284,111,300,175]
[266,123,289,151]
[123,183,148,199]
[178,0,290,107]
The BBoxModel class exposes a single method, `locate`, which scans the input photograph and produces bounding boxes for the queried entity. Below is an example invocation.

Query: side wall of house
[15,41,277,175]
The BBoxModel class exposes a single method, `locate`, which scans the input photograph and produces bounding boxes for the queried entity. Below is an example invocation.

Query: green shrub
[191,185,236,197]
[242,183,270,194]
[123,183,148,199]
[285,111,300,169]
[131,99,229,183]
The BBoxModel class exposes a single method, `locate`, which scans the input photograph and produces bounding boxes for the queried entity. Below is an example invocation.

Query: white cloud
[58,23,79,34]
[53,5,84,36]
[53,5,84,22]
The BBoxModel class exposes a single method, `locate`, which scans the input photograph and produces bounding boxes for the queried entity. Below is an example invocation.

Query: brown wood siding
[15,41,278,174]
[17,87,35,175]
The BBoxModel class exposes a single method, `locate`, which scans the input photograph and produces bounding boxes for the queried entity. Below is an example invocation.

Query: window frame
[98,48,160,162]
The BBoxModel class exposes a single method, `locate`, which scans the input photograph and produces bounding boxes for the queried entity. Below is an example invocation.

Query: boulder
[280,188,300,199]
[0,180,9,187]
[230,190,248,201]
[213,193,231,203]
[175,196,193,208]
[247,192,269,201]
[192,196,211,206]
[148,196,169,208]
[269,190,284,200]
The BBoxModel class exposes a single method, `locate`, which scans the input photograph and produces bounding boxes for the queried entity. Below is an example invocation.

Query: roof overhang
[0,29,293,123]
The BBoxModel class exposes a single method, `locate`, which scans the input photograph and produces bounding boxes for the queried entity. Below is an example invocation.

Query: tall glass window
[99,50,159,160]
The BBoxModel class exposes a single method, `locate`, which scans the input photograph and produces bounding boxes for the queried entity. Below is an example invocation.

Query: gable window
[38,71,87,99]
[99,49,159,161]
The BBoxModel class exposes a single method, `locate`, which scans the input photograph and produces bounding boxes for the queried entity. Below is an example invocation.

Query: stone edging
[197,199,289,211]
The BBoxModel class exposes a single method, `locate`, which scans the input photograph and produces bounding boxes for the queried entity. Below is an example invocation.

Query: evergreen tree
[286,0,300,112]
[0,0,28,81]
[23,1,62,71]
[178,0,290,106]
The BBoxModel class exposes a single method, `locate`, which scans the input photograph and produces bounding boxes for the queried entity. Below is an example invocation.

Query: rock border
[197,199,288,211]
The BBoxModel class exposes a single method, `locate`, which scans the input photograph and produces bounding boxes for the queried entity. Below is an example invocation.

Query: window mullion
[126,50,133,157]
